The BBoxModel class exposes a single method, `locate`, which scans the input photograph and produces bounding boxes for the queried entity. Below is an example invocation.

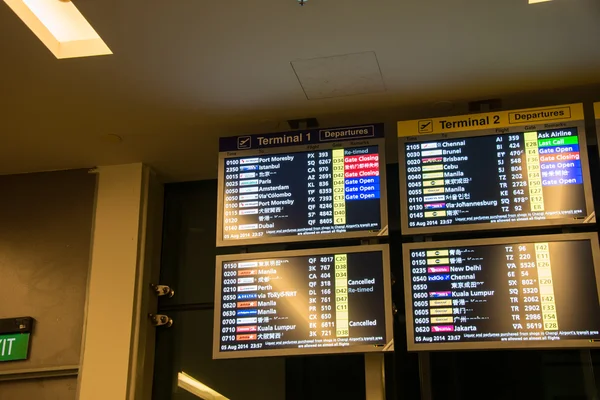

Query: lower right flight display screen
[403,233,600,350]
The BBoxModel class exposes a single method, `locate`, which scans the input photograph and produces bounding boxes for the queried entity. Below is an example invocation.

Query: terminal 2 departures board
[217,125,388,247]
[213,245,394,359]
[397,103,595,235]
[403,233,600,351]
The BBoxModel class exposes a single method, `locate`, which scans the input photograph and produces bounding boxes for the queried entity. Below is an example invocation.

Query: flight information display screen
[403,233,600,351]
[217,125,388,246]
[399,127,595,234]
[213,245,393,359]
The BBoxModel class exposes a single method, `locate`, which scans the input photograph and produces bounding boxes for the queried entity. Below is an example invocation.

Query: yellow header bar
[397,103,584,137]
[594,102,600,118]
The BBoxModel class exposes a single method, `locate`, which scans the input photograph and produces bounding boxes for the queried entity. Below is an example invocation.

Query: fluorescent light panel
[178,372,230,400]
[3,0,112,59]
[529,0,552,3]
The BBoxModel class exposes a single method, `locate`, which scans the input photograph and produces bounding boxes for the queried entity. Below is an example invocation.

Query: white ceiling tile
[291,51,386,100]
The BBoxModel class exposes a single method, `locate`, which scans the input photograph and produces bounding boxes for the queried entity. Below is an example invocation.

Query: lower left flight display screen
[213,245,393,359]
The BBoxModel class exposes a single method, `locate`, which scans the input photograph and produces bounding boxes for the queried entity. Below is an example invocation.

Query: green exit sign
[0,333,30,362]
[0,317,33,363]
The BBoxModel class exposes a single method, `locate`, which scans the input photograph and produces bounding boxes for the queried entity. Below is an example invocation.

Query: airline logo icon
[236,326,257,333]
[428,274,450,281]
[424,195,445,202]
[240,180,259,186]
[240,158,259,165]
[427,250,449,257]
[430,308,452,315]
[428,266,450,273]
[428,258,449,265]
[239,224,258,230]
[431,316,453,324]
[239,194,259,201]
[236,334,257,341]
[432,325,454,333]
[236,317,257,324]
[424,202,445,209]
[239,201,259,208]
[238,269,257,276]
[239,186,259,193]
[237,293,257,300]
[238,285,258,292]
[421,149,443,157]
[238,262,259,268]
[422,156,442,164]
[423,187,444,195]
[239,172,256,179]
[423,172,444,180]
[422,164,443,172]
[237,309,258,316]
[237,277,255,284]
[237,301,258,308]
[421,143,438,149]
[239,209,258,215]
[423,179,444,187]
[430,299,452,307]
[425,211,447,218]
[429,291,451,298]
[240,165,258,172]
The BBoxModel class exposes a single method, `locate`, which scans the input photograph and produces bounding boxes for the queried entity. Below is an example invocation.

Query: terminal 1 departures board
[213,245,394,359]
[216,125,388,247]
[403,233,600,351]
[397,103,595,235]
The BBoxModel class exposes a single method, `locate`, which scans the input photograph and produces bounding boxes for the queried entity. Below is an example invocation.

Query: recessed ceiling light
[3,0,112,59]
[529,0,552,3]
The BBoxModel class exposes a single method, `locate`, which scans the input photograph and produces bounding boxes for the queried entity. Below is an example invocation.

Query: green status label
[538,136,579,147]
[0,333,30,362]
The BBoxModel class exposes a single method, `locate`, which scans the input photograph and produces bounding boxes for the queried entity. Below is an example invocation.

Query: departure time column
[220,261,242,349]
[405,145,424,225]
[409,250,431,341]
[223,159,241,238]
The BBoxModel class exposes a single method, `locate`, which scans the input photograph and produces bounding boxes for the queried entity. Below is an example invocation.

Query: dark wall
[153,180,286,400]
[0,169,96,399]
